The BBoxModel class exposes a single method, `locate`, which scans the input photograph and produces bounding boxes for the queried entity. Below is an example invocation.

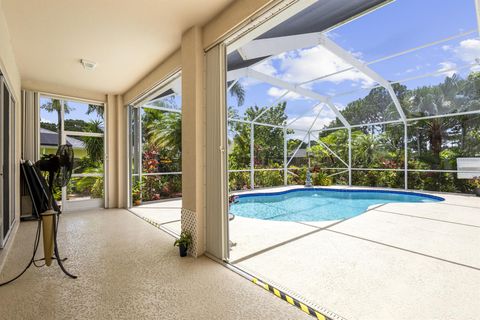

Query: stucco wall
[0,0,22,268]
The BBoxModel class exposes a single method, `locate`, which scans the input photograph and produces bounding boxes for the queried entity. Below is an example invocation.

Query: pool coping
[234,187,445,202]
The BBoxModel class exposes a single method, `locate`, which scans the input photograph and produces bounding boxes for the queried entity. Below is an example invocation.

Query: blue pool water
[229,188,444,222]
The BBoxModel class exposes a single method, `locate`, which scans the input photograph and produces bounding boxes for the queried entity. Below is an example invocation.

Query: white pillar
[283,127,287,185]
[404,123,408,190]
[181,25,205,257]
[250,123,254,189]
[348,128,352,186]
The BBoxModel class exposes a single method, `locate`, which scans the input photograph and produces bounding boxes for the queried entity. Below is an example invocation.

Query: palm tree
[229,81,245,106]
[83,120,104,162]
[353,133,383,167]
[41,99,72,146]
[146,111,182,153]
[87,104,104,118]
[409,74,465,162]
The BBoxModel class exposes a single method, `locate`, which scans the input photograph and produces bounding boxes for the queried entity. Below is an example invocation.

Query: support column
[116,95,127,208]
[250,123,254,189]
[404,123,408,190]
[348,128,352,186]
[307,131,311,170]
[283,127,287,185]
[105,94,128,208]
[106,94,118,208]
[181,26,205,257]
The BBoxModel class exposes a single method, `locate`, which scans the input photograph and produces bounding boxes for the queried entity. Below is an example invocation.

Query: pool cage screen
[225,0,480,194]
[129,75,182,205]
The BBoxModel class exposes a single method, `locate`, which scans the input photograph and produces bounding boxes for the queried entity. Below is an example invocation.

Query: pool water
[229,188,443,222]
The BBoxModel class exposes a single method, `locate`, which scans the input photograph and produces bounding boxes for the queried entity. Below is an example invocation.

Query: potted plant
[174,231,192,257]
[472,177,480,197]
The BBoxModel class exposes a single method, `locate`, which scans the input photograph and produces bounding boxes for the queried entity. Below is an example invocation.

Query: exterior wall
[0,0,22,269]
[0,0,20,101]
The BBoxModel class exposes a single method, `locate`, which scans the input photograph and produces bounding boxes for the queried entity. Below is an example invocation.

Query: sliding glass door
[39,96,105,211]
[0,75,15,248]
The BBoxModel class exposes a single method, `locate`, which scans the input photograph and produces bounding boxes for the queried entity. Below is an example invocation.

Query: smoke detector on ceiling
[81,59,97,71]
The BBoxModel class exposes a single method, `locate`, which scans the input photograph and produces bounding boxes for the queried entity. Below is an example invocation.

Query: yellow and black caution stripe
[140,216,162,228]
[252,277,332,320]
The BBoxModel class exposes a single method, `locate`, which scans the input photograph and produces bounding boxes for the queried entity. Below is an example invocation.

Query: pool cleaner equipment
[0,144,77,287]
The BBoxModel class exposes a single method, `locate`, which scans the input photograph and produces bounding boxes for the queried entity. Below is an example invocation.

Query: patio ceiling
[1,0,233,95]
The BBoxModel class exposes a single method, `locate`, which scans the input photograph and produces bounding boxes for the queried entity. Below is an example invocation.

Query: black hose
[0,219,42,287]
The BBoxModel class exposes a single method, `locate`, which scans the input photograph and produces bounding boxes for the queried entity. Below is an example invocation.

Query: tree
[229,102,289,170]
[83,120,104,163]
[41,99,73,145]
[87,104,104,118]
[329,83,408,133]
[228,81,245,107]
[40,121,57,132]
[146,111,182,153]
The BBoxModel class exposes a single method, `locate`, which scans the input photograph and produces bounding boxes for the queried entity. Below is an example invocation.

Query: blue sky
[40,97,103,125]
[228,0,480,130]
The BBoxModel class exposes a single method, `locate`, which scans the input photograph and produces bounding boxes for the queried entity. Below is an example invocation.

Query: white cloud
[299,116,335,130]
[455,38,480,63]
[251,60,277,77]
[267,87,304,100]
[442,38,480,72]
[287,104,337,134]
[471,64,480,72]
[252,45,376,88]
[437,61,457,77]
[40,117,55,123]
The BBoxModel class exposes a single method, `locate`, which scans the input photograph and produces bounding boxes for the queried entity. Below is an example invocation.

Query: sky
[227,0,480,132]
[40,98,103,125]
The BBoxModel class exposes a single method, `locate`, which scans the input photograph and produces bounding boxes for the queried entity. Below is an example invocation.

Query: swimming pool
[229,188,444,222]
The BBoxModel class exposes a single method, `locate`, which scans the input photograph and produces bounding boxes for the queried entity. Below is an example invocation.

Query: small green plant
[174,231,192,248]
[132,180,142,203]
[472,177,480,188]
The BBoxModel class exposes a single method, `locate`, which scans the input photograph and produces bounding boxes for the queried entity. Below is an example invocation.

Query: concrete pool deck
[229,186,480,319]
[130,186,480,319]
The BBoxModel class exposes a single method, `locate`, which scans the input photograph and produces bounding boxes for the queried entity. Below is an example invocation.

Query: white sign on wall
[457,158,480,179]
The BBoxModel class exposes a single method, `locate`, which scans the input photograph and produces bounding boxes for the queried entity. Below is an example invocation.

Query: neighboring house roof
[40,128,85,148]
[293,149,307,158]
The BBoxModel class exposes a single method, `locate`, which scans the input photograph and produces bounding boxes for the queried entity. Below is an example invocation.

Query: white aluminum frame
[128,75,183,207]
[38,95,106,212]
[0,75,16,248]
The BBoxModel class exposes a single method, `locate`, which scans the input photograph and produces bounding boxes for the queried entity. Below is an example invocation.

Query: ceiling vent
[81,59,97,71]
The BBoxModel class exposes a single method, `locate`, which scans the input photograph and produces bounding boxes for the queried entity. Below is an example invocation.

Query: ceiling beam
[242,68,351,128]
[226,0,318,54]
[476,0,480,37]
[238,33,319,60]
[318,34,407,123]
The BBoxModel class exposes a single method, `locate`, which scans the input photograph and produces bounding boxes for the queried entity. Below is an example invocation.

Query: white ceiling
[2,0,233,95]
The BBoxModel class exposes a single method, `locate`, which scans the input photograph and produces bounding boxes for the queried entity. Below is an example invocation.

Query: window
[39,96,105,211]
